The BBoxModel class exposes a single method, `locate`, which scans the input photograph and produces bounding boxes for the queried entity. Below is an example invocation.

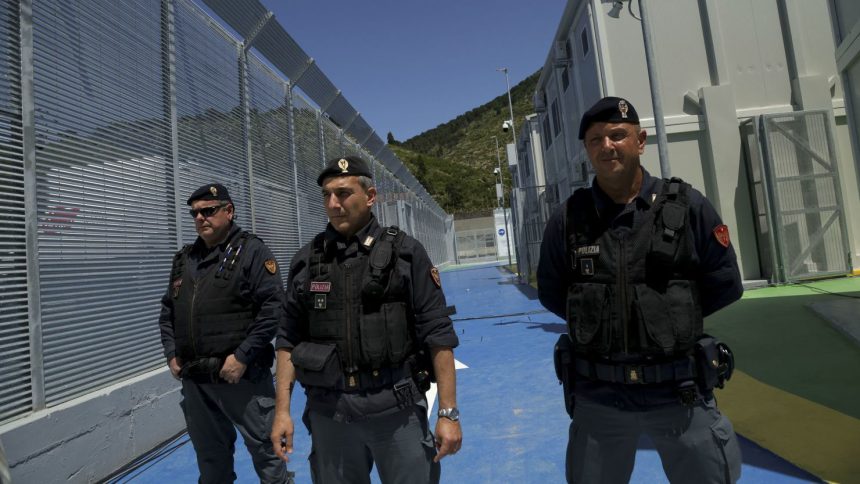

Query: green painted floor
[706,276,860,483]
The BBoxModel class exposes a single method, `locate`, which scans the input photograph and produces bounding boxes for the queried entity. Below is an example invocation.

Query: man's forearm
[431,346,457,408]
[274,348,296,414]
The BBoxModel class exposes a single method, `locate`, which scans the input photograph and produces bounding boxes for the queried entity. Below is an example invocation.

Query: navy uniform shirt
[158,224,284,365]
[537,168,743,408]
[278,214,458,419]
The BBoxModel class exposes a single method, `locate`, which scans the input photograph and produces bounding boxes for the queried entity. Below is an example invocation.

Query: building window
[561,66,570,91]
[551,100,561,137]
[581,28,589,58]
[542,116,552,149]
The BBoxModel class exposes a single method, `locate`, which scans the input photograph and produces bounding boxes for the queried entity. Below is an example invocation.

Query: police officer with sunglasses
[158,183,293,483]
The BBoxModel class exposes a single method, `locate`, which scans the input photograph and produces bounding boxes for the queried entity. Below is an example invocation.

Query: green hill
[389,70,540,214]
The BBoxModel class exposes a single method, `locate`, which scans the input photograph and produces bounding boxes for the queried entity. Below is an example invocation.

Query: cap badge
[209,186,218,196]
[618,100,629,119]
[338,158,349,173]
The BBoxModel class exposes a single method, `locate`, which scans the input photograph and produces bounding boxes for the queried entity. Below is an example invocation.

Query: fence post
[20,0,45,412]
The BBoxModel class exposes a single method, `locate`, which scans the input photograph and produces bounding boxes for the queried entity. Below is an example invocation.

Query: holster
[180,357,225,383]
[410,346,436,393]
[554,334,575,418]
[694,335,735,391]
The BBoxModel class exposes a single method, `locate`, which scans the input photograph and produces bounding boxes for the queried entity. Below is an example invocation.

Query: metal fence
[0,0,451,424]
[511,184,559,284]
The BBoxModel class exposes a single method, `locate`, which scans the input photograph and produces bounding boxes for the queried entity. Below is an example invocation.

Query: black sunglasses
[189,204,225,219]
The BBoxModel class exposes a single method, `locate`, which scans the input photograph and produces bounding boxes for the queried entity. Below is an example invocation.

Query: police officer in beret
[270,155,462,483]
[158,183,293,483]
[538,97,744,483]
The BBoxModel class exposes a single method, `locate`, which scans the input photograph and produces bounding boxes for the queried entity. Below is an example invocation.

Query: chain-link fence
[0,0,451,424]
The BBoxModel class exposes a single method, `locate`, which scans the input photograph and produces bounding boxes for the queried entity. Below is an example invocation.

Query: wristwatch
[437,407,460,422]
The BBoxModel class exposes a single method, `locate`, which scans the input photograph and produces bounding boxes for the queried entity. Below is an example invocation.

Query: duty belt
[344,365,413,392]
[574,357,697,385]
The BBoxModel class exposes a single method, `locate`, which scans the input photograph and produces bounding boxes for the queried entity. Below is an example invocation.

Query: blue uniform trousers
[180,371,291,484]
[305,402,439,484]
[567,396,741,483]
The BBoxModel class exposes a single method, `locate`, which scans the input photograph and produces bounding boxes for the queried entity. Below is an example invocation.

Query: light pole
[492,136,513,268]
[496,67,517,146]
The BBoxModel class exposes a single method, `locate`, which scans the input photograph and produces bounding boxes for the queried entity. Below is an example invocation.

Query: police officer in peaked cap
[158,183,294,483]
[538,97,744,483]
[271,155,462,483]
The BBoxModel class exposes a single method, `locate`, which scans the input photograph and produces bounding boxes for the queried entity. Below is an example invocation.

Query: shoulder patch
[713,224,730,248]
[264,259,277,274]
[430,267,442,289]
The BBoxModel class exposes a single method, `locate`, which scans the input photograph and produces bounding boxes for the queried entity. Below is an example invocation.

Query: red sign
[310,281,331,293]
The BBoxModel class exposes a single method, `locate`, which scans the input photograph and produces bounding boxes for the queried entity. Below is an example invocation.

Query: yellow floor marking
[717,371,860,483]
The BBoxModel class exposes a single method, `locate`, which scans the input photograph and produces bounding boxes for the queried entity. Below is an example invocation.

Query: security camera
[502,120,512,132]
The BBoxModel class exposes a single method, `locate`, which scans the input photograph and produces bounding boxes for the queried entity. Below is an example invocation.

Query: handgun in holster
[694,335,735,391]
[180,357,225,383]
[553,333,576,418]
[410,346,436,393]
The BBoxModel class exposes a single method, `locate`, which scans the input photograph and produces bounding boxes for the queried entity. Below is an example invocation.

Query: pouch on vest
[360,301,411,368]
[649,179,690,272]
[567,283,613,353]
[291,342,343,389]
[632,280,701,355]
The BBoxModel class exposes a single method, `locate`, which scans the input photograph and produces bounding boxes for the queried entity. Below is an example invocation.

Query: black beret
[317,155,373,186]
[578,96,640,139]
[186,183,232,205]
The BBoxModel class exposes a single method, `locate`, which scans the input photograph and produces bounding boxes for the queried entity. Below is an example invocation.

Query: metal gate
[742,110,851,283]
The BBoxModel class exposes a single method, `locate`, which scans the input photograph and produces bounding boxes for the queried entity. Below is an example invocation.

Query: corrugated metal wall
[1,0,451,425]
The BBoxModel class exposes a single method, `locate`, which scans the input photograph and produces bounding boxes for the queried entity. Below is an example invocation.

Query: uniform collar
[591,167,659,212]
[324,215,380,255]
[192,223,241,257]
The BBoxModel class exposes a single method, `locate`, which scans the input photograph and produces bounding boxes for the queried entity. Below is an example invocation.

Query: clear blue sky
[257,0,567,141]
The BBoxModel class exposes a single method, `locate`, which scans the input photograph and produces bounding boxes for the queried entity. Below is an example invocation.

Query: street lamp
[492,136,513,268]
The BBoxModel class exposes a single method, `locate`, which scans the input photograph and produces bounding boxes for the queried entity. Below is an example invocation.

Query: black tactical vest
[564,178,702,359]
[302,226,413,376]
[171,231,255,361]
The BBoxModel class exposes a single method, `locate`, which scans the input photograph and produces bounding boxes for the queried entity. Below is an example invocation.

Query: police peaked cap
[578,96,640,139]
[186,183,233,205]
[317,155,374,186]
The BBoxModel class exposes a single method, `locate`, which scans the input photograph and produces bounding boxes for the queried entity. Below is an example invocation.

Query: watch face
[439,407,459,421]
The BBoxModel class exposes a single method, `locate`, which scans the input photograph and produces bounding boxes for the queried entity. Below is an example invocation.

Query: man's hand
[270,412,295,462]
[219,354,247,384]
[168,357,182,380]
[433,417,462,462]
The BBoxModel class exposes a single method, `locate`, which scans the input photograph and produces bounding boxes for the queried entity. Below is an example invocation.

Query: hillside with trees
[387,69,540,214]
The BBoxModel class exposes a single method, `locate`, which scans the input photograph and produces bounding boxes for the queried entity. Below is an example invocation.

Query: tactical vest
[564,178,703,359]
[302,226,413,377]
[171,231,255,361]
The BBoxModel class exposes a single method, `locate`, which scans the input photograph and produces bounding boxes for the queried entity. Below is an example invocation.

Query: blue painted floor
[114,263,822,483]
